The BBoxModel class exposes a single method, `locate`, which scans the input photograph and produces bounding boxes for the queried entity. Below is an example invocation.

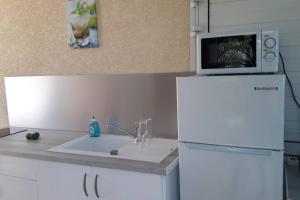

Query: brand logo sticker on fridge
[253,86,279,91]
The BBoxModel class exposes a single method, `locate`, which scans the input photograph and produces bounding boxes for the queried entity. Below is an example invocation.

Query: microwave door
[196,33,262,74]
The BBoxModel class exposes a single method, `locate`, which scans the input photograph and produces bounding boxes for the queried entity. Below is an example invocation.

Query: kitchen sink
[48,134,178,163]
[60,135,131,153]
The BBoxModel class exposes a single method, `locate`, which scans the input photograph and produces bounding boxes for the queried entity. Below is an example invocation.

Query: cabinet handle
[83,173,89,197]
[95,174,100,199]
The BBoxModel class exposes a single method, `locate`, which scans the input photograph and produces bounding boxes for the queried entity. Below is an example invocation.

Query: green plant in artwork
[89,2,97,15]
[71,0,90,17]
[88,3,97,28]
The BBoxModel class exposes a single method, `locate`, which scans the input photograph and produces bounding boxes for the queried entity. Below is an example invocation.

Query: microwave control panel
[262,30,279,72]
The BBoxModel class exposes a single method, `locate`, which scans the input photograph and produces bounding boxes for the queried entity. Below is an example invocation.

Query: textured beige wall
[0,0,190,128]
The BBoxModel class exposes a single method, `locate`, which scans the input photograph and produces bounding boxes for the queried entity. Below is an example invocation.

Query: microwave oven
[196,29,279,75]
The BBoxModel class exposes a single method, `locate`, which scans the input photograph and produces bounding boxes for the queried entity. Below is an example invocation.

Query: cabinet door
[37,161,93,200]
[0,173,38,200]
[92,167,163,200]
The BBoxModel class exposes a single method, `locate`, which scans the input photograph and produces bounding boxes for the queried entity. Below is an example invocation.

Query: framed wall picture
[65,0,99,48]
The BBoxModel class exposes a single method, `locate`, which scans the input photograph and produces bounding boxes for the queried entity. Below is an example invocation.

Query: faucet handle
[144,118,152,128]
[134,121,143,130]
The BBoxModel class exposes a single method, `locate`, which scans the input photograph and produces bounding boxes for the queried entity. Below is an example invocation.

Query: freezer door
[179,142,283,200]
[177,75,285,150]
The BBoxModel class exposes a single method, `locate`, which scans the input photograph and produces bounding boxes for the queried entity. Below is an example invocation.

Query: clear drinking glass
[142,118,153,143]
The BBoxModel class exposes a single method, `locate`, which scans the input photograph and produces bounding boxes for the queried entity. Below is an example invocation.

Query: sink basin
[48,134,177,163]
[62,136,131,153]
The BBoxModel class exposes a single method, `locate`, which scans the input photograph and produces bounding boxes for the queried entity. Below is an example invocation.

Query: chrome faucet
[106,123,135,138]
[106,119,152,144]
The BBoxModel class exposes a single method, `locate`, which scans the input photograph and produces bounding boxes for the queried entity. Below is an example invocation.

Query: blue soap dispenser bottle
[89,117,101,137]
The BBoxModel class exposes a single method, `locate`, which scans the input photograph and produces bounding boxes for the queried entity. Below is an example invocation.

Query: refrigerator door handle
[184,142,274,156]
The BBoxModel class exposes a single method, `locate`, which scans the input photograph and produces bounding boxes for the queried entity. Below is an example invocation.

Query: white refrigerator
[177,75,285,200]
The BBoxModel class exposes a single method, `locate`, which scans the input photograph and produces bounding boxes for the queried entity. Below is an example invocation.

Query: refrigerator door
[177,75,285,150]
[179,142,283,200]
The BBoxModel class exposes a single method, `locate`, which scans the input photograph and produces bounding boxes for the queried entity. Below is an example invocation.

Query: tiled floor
[287,165,300,200]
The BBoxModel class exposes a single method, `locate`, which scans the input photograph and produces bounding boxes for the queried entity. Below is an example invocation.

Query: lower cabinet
[91,167,164,200]
[37,161,93,200]
[0,156,178,200]
[37,160,178,200]
[0,156,39,200]
[0,174,38,200]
